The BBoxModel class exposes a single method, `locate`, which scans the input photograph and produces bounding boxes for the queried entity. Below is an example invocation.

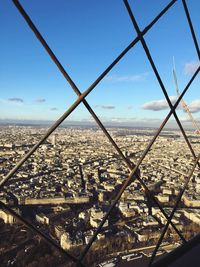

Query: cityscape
[0,125,200,266]
[1,0,200,266]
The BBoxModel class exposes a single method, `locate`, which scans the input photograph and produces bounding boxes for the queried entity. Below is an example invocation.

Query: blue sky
[0,0,199,127]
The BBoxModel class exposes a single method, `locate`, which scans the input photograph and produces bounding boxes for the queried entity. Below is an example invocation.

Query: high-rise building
[51,134,57,146]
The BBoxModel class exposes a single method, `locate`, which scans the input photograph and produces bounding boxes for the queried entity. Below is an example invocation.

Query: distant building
[183,195,200,207]
[51,134,57,146]
[60,232,83,250]
[35,213,50,225]
[0,208,20,224]
[55,225,65,239]
[184,209,200,225]
[90,206,108,228]
[135,227,160,242]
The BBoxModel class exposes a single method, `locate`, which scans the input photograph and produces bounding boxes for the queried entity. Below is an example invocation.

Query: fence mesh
[1,0,200,266]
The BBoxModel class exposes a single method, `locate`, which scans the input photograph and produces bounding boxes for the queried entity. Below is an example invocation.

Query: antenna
[173,59,200,134]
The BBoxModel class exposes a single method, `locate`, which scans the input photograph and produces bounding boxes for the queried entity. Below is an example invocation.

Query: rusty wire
[123,0,200,265]
[0,0,199,266]
[149,153,200,266]
[11,0,186,245]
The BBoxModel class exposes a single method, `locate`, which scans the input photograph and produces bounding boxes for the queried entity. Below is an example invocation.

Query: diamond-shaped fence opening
[0,0,200,266]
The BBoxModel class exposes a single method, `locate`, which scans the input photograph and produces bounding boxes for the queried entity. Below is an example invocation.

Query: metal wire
[0,0,199,266]
[148,153,200,266]
[123,0,200,264]
[0,201,86,267]
[78,65,200,265]
[182,0,200,60]
[2,0,142,189]
[11,0,185,245]
[6,0,177,190]
[152,232,200,267]
[123,0,199,166]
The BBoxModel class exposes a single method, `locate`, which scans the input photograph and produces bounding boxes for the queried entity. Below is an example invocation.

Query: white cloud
[0,98,24,106]
[95,105,115,109]
[187,99,200,113]
[142,96,177,111]
[105,72,149,82]
[109,117,136,123]
[35,98,46,103]
[184,61,199,75]
[143,96,200,114]
[8,97,24,103]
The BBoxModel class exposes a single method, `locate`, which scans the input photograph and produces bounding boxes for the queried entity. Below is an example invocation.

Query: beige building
[60,232,83,250]
[0,209,16,224]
